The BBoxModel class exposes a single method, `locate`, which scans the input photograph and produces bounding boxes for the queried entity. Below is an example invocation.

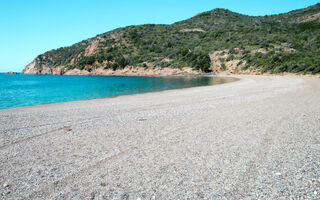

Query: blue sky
[0,0,319,72]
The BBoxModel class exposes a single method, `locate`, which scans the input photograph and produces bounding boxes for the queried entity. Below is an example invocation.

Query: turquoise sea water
[0,73,236,109]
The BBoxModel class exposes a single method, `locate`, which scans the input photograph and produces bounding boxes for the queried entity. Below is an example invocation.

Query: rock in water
[5,71,17,74]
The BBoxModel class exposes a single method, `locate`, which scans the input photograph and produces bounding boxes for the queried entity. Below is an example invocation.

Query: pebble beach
[0,75,319,199]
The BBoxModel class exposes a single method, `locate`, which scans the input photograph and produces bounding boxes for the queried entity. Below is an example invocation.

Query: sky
[0,0,319,72]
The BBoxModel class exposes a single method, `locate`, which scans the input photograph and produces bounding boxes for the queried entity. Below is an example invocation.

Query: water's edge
[0,74,239,110]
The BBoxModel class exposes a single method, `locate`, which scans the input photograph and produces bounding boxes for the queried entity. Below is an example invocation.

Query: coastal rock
[22,58,65,75]
[40,66,52,75]
[52,67,65,75]
[64,69,90,75]
[5,71,17,74]
[22,59,41,74]
[48,66,201,76]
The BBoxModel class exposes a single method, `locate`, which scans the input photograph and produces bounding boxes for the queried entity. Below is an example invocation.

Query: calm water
[0,73,237,109]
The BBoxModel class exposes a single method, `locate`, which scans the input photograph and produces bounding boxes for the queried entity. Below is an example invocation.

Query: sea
[0,73,237,109]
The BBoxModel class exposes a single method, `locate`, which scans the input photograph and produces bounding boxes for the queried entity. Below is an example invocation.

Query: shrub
[221,63,227,71]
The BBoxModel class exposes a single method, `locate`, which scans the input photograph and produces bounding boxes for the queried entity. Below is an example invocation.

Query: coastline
[0,75,239,110]
[20,65,320,78]
[1,75,319,199]
[22,66,203,76]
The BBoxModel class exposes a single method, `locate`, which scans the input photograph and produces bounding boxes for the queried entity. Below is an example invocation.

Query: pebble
[275,172,282,176]
[63,125,72,131]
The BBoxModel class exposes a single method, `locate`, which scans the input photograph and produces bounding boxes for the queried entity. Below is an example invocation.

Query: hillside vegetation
[23,3,320,75]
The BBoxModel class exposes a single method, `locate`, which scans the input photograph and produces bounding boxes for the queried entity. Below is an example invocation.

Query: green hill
[22,3,320,75]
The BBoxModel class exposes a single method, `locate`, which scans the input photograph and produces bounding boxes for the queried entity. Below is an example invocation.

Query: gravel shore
[0,75,319,199]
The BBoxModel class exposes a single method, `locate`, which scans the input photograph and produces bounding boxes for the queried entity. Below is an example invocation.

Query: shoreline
[17,69,320,78]
[1,75,239,111]
[1,75,319,199]
[19,63,320,78]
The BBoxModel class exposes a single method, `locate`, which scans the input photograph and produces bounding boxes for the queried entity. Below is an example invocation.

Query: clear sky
[0,0,319,72]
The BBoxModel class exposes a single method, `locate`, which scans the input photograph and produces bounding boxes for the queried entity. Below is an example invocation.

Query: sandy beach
[0,75,319,199]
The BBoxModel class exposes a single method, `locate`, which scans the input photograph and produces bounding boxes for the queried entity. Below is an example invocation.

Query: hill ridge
[22,3,320,75]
